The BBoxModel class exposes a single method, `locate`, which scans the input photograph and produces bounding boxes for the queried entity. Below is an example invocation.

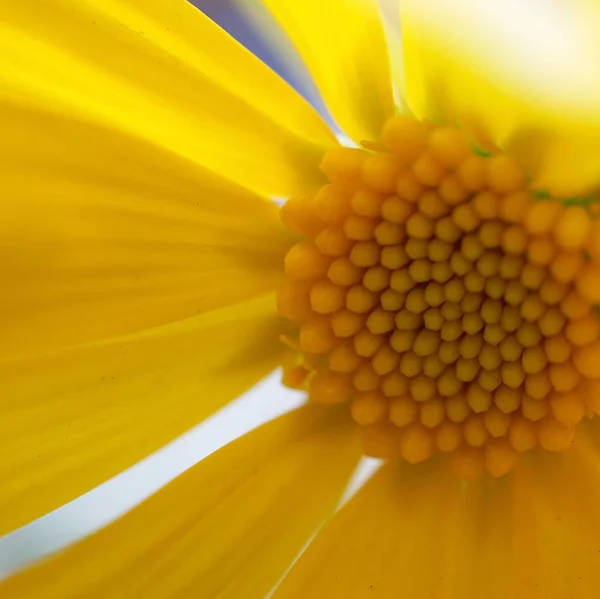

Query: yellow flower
[2,0,600,597]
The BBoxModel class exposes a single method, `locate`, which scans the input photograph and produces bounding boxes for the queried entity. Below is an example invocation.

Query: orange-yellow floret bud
[309,370,353,403]
[351,392,388,425]
[400,424,434,463]
[554,206,591,250]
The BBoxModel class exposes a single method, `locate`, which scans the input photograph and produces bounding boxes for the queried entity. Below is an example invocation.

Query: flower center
[277,115,600,478]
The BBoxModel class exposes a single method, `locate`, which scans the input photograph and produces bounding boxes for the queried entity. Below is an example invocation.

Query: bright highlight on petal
[400,0,600,196]
[0,405,360,599]
[257,0,395,142]
[0,294,283,535]
[277,114,600,476]
[378,0,406,103]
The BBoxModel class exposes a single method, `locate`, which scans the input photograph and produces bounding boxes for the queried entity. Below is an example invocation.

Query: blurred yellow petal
[275,428,600,598]
[258,0,395,142]
[0,405,360,599]
[0,0,337,198]
[378,0,406,104]
[0,108,290,359]
[274,460,463,598]
[510,128,600,198]
[509,425,600,598]
[0,294,284,535]
[400,0,600,195]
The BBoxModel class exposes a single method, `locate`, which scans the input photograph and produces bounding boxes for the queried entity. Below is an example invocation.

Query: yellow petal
[379,0,406,107]
[0,294,284,535]
[257,0,395,142]
[400,0,600,196]
[512,129,600,198]
[509,426,600,598]
[277,426,600,598]
[0,109,290,358]
[440,472,515,599]
[0,0,337,198]
[274,460,463,598]
[0,405,360,599]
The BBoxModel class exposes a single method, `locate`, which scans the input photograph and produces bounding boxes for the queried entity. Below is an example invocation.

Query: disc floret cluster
[277,115,600,478]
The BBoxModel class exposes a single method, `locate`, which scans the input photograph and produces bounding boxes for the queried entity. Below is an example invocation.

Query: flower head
[278,114,600,478]
[2,0,600,597]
